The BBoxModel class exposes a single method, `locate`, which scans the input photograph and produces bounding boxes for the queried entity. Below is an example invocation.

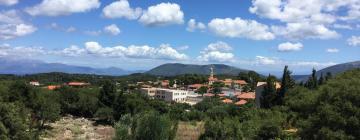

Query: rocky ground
[41,115,114,140]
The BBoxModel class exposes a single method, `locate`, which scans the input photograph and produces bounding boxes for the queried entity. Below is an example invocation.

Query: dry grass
[175,121,205,140]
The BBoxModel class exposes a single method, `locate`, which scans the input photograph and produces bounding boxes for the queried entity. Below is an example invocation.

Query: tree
[99,80,116,107]
[238,71,262,91]
[261,75,278,108]
[318,73,324,85]
[197,86,208,96]
[256,123,282,140]
[211,82,224,95]
[134,111,176,140]
[33,92,61,129]
[305,68,318,89]
[325,72,332,81]
[278,66,295,103]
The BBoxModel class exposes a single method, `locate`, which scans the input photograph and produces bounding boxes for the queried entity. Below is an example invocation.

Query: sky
[0,0,359,75]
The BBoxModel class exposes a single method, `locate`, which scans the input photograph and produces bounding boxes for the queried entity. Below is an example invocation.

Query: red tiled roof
[234,80,247,85]
[237,92,255,99]
[218,93,227,97]
[222,99,233,104]
[204,93,215,97]
[235,100,248,105]
[68,82,89,86]
[47,85,61,90]
[188,84,206,88]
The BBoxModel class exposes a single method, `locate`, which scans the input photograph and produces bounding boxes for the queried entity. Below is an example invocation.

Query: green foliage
[0,102,34,140]
[201,118,243,140]
[279,66,295,100]
[261,75,279,108]
[114,111,177,140]
[196,86,208,96]
[238,71,262,91]
[99,80,117,107]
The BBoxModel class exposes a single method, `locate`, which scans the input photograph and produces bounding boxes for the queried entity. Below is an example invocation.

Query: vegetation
[0,67,359,139]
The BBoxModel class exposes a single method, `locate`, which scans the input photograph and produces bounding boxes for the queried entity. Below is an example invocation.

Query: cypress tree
[279,66,295,98]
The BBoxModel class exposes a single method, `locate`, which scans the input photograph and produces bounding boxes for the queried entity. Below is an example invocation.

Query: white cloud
[186,19,206,32]
[271,22,339,40]
[104,24,121,35]
[83,41,188,60]
[84,30,101,36]
[139,3,184,26]
[277,42,303,52]
[61,45,85,56]
[333,24,352,30]
[292,61,336,67]
[0,43,46,57]
[255,56,277,65]
[25,0,100,16]
[0,0,18,6]
[249,0,360,40]
[249,0,337,24]
[66,27,76,32]
[0,10,23,24]
[0,10,37,40]
[347,36,360,47]
[326,48,339,53]
[102,0,142,20]
[208,17,275,40]
[176,45,189,51]
[197,41,235,62]
[0,24,37,40]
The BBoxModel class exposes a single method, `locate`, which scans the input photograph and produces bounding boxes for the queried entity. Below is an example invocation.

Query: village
[29,67,280,108]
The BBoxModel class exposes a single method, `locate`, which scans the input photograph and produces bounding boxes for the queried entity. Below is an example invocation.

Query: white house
[154,88,188,103]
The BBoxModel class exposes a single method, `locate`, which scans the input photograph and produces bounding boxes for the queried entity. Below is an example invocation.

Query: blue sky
[0,0,359,74]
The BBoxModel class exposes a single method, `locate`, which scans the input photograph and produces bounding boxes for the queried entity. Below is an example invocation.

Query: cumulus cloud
[249,0,360,40]
[347,36,360,47]
[103,24,121,35]
[271,22,339,40]
[0,10,37,40]
[277,42,303,52]
[197,41,235,62]
[82,41,188,60]
[25,0,100,16]
[139,3,184,26]
[208,17,275,40]
[255,56,277,65]
[186,19,206,32]
[333,24,352,30]
[102,0,142,20]
[326,48,339,53]
[0,0,18,6]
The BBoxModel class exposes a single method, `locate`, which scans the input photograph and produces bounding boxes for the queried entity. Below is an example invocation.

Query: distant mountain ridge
[145,63,249,76]
[293,61,360,81]
[0,58,139,76]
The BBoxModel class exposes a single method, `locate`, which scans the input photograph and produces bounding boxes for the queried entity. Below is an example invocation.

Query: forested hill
[293,60,360,81]
[146,63,249,76]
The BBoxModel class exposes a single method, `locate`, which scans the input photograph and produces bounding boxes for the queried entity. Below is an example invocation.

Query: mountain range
[0,58,139,76]
[145,63,249,76]
[0,58,359,78]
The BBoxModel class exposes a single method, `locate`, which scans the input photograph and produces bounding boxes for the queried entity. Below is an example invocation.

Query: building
[161,80,170,88]
[154,88,188,103]
[140,88,157,97]
[208,66,218,85]
[47,85,61,90]
[67,82,90,87]
[185,94,203,105]
[141,88,188,103]
[255,82,281,107]
[29,81,40,86]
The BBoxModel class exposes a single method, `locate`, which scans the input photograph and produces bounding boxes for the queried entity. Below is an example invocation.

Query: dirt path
[41,115,114,140]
